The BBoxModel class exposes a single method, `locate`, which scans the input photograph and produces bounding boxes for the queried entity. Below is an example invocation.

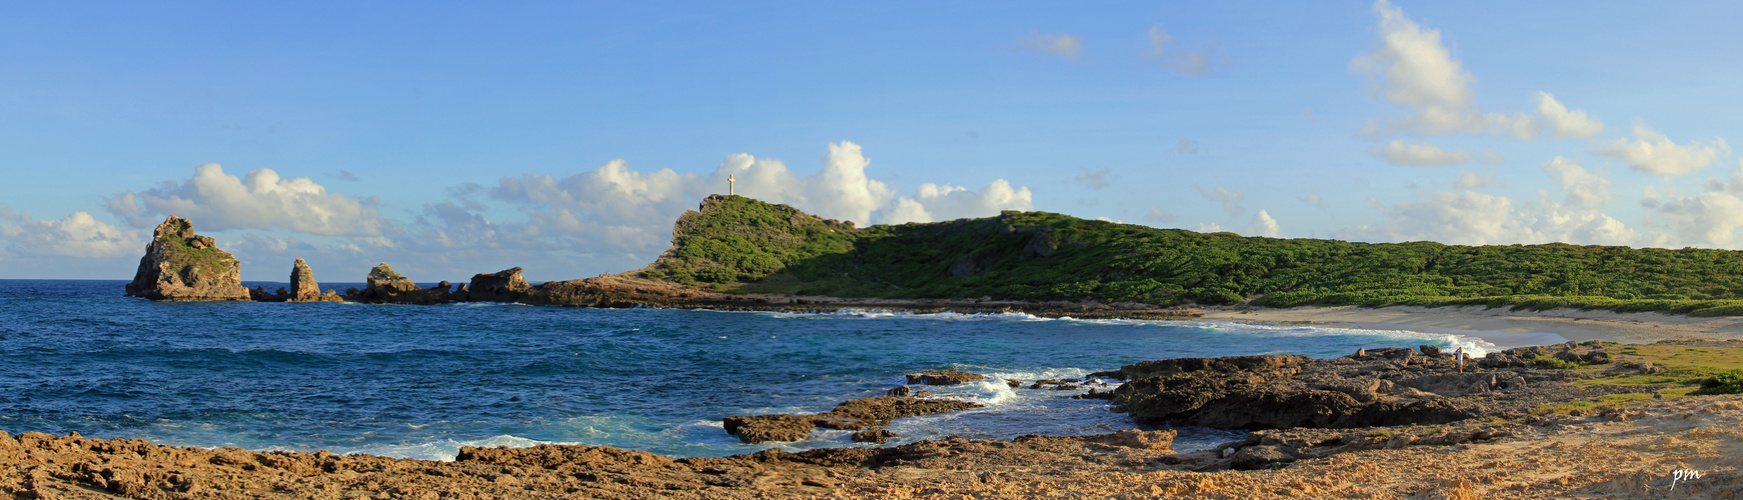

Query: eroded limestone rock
[125,216,249,301]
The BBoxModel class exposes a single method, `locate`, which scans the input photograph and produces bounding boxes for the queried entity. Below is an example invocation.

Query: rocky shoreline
[6,343,1740,498]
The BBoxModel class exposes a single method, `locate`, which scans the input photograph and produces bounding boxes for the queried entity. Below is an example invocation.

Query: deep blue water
[0,279,1499,460]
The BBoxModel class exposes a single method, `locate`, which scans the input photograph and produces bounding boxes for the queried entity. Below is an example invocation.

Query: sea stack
[286,258,343,302]
[124,216,251,301]
[467,267,531,302]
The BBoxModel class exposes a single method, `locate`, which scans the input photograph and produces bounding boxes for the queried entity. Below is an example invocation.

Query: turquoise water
[0,279,1499,460]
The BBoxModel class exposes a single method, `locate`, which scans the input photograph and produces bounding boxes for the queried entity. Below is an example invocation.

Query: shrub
[1692,369,1743,395]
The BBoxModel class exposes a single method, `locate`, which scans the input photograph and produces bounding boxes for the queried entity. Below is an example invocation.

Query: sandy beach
[1201,304,1743,347]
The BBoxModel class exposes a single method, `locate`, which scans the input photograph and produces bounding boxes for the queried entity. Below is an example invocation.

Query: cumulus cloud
[1371,140,1474,166]
[0,208,141,259]
[1015,32,1083,61]
[1453,170,1503,190]
[108,163,391,236]
[1192,223,1223,233]
[484,141,1032,261]
[1195,185,1245,215]
[1144,207,1178,223]
[1534,92,1604,139]
[1598,125,1728,177]
[1350,0,1535,139]
[1074,167,1112,190]
[1241,210,1283,238]
[1340,157,1638,246]
[1144,24,1221,76]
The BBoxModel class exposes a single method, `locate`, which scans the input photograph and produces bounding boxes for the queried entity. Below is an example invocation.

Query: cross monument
[728,174,736,196]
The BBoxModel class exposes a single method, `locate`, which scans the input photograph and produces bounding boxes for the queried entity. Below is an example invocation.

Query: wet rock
[905,369,988,386]
[125,216,250,301]
[1419,345,1442,356]
[723,397,983,444]
[885,385,911,397]
[851,428,896,444]
[1229,445,1293,470]
[721,414,815,443]
[1079,429,1176,452]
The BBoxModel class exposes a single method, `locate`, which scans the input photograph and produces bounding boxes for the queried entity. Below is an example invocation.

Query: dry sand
[1202,304,1743,347]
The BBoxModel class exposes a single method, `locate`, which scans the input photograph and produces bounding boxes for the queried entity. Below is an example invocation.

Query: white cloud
[1598,124,1728,177]
[1453,170,1503,190]
[1144,206,1178,223]
[1015,32,1083,61]
[109,163,391,236]
[1350,0,1536,139]
[1341,159,1640,247]
[484,141,1033,263]
[1300,191,1325,209]
[1074,167,1112,190]
[1144,24,1220,76]
[1241,210,1283,238]
[1534,92,1604,138]
[1540,157,1611,210]
[1371,139,1474,166]
[1195,185,1245,215]
[1192,223,1223,233]
[0,208,141,259]
[887,180,1035,224]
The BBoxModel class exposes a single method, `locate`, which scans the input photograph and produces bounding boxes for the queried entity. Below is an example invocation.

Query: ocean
[0,279,1503,461]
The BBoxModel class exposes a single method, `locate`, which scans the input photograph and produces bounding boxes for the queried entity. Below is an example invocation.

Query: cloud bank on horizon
[0,1,1738,280]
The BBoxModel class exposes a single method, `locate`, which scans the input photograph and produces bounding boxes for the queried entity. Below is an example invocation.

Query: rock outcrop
[905,369,989,385]
[347,263,449,304]
[467,267,531,302]
[1106,345,1652,430]
[723,396,983,444]
[124,216,250,301]
[285,258,342,302]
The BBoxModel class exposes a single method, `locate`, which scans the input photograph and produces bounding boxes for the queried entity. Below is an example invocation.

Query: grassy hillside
[643,195,1743,315]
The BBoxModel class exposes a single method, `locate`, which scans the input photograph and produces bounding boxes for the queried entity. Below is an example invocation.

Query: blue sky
[3,1,1741,281]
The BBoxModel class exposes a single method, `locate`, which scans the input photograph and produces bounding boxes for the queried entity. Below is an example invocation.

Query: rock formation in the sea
[1103,343,1644,430]
[124,216,251,301]
[283,258,343,302]
[467,267,531,302]
[905,369,989,385]
[723,396,983,444]
[347,263,449,304]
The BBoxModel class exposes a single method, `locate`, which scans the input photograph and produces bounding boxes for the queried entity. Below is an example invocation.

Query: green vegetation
[1529,356,1581,370]
[1692,369,1743,395]
[647,196,1743,315]
[161,234,236,276]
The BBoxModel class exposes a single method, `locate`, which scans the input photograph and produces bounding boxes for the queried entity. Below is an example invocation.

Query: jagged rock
[290,258,319,301]
[348,263,448,305]
[1419,344,1442,356]
[1229,445,1293,470]
[248,286,286,302]
[851,428,896,444]
[1107,346,1651,430]
[468,267,530,302]
[885,385,912,397]
[125,216,250,301]
[723,396,982,444]
[905,369,988,385]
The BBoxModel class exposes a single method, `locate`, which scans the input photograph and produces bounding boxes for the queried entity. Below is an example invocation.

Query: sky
[3,1,1741,282]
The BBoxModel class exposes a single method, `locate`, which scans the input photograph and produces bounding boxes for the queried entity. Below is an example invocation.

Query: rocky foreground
[4,395,1740,499]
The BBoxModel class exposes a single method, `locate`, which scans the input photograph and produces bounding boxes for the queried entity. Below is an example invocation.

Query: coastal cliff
[124,216,250,301]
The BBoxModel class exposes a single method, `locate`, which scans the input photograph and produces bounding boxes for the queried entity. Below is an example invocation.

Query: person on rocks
[1455,347,1465,373]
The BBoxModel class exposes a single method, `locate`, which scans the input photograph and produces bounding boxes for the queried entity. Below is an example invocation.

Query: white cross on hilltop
[728,174,736,196]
